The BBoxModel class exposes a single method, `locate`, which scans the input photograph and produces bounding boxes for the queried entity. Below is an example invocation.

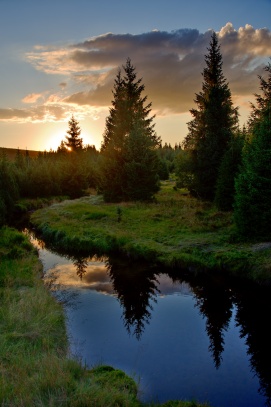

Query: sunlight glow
[45,130,97,152]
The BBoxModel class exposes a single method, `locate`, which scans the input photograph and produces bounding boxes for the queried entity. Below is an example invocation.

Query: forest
[1,32,271,241]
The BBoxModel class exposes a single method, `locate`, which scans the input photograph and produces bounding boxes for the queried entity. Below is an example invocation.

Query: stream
[26,228,271,407]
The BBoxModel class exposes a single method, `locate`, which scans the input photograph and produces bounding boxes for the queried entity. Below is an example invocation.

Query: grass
[0,226,210,407]
[30,181,271,283]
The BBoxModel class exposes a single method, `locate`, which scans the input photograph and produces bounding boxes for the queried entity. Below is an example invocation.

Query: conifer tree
[64,115,83,152]
[234,63,271,239]
[183,32,238,200]
[123,123,160,201]
[100,58,160,202]
[214,132,244,211]
[248,62,271,131]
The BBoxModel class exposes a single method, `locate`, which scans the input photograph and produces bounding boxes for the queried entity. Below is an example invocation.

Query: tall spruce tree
[214,131,244,211]
[234,63,271,239]
[183,32,238,200]
[100,58,160,202]
[64,115,83,152]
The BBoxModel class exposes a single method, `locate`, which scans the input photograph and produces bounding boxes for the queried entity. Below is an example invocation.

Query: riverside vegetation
[31,181,271,284]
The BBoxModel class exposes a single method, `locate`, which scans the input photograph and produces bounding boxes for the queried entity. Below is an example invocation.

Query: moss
[89,365,138,396]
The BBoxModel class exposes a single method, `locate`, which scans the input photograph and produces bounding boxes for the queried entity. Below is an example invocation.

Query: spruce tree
[214,131,244,211]
[123,123,160,201]
[64,115,83,152]
[234,63,271,239]
[100,58,160,202]
[183,32,238,200]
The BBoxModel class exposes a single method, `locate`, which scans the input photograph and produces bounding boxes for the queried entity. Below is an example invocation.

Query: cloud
[0,102,100,123]
[0,106,66,122]
[7,23,271,125]
[22,93,43,103]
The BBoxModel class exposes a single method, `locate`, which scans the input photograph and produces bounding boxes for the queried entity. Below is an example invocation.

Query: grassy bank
[31,181,271,283]
[0,226,210,407]
[0,227,140,406]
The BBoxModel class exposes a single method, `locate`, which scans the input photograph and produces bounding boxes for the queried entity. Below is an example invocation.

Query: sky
[0,0,271,152]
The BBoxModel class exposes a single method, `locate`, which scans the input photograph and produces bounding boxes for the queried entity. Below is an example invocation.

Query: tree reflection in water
[44,245,271,407]
[234,284,271,405]
[73,257,89,280]
[105,257,160,339]
[189,276,234,369]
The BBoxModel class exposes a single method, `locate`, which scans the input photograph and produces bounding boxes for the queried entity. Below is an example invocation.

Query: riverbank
[30,181,271,284]
[0,227,140,406]
[0,226,210,407]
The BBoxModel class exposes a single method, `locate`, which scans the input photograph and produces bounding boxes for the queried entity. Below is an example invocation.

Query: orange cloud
[22,93,43,103]
[2,23,270,128]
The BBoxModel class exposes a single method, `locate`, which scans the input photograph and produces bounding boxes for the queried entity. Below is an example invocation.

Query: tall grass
[0,227,141,406]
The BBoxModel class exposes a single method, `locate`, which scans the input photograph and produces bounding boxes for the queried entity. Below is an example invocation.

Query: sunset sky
[1,0,271,152]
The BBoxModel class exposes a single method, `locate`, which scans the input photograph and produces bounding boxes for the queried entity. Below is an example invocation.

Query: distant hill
[0,147,41,160]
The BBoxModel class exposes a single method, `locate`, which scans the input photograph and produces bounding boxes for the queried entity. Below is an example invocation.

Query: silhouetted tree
[183,32,238,200]
[100,58,160,202]
[64,115,83,152]
[57,140,67,154]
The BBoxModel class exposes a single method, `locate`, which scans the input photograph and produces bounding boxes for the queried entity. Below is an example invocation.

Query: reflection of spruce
[169,269,234,369]
[73,257,88,280]
[191,275,233,369]
[234,284,271,405]
[106,257,160,340]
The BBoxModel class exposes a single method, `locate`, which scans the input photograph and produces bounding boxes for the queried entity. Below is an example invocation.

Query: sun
[39,120,102,152]
[46,131,66,152]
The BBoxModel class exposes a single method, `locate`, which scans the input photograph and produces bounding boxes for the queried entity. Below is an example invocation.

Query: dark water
[27,230,271,407]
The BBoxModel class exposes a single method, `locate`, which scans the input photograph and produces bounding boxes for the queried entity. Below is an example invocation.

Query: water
[28,230,271,407]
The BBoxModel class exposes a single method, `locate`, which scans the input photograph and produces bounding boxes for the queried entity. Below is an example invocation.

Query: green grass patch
[30,182,271,283]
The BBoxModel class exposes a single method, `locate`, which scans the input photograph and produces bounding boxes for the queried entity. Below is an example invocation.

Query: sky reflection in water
[30,232,269,407]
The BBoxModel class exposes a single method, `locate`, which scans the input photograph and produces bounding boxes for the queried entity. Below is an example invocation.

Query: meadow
[30,181,271,284]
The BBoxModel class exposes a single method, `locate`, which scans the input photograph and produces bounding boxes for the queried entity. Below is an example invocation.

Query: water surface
[29,231,271,407]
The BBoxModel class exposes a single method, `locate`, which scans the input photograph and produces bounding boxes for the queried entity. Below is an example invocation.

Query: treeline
[1,31,271,240]
[0,147,98,224]
[0,133,179,226]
